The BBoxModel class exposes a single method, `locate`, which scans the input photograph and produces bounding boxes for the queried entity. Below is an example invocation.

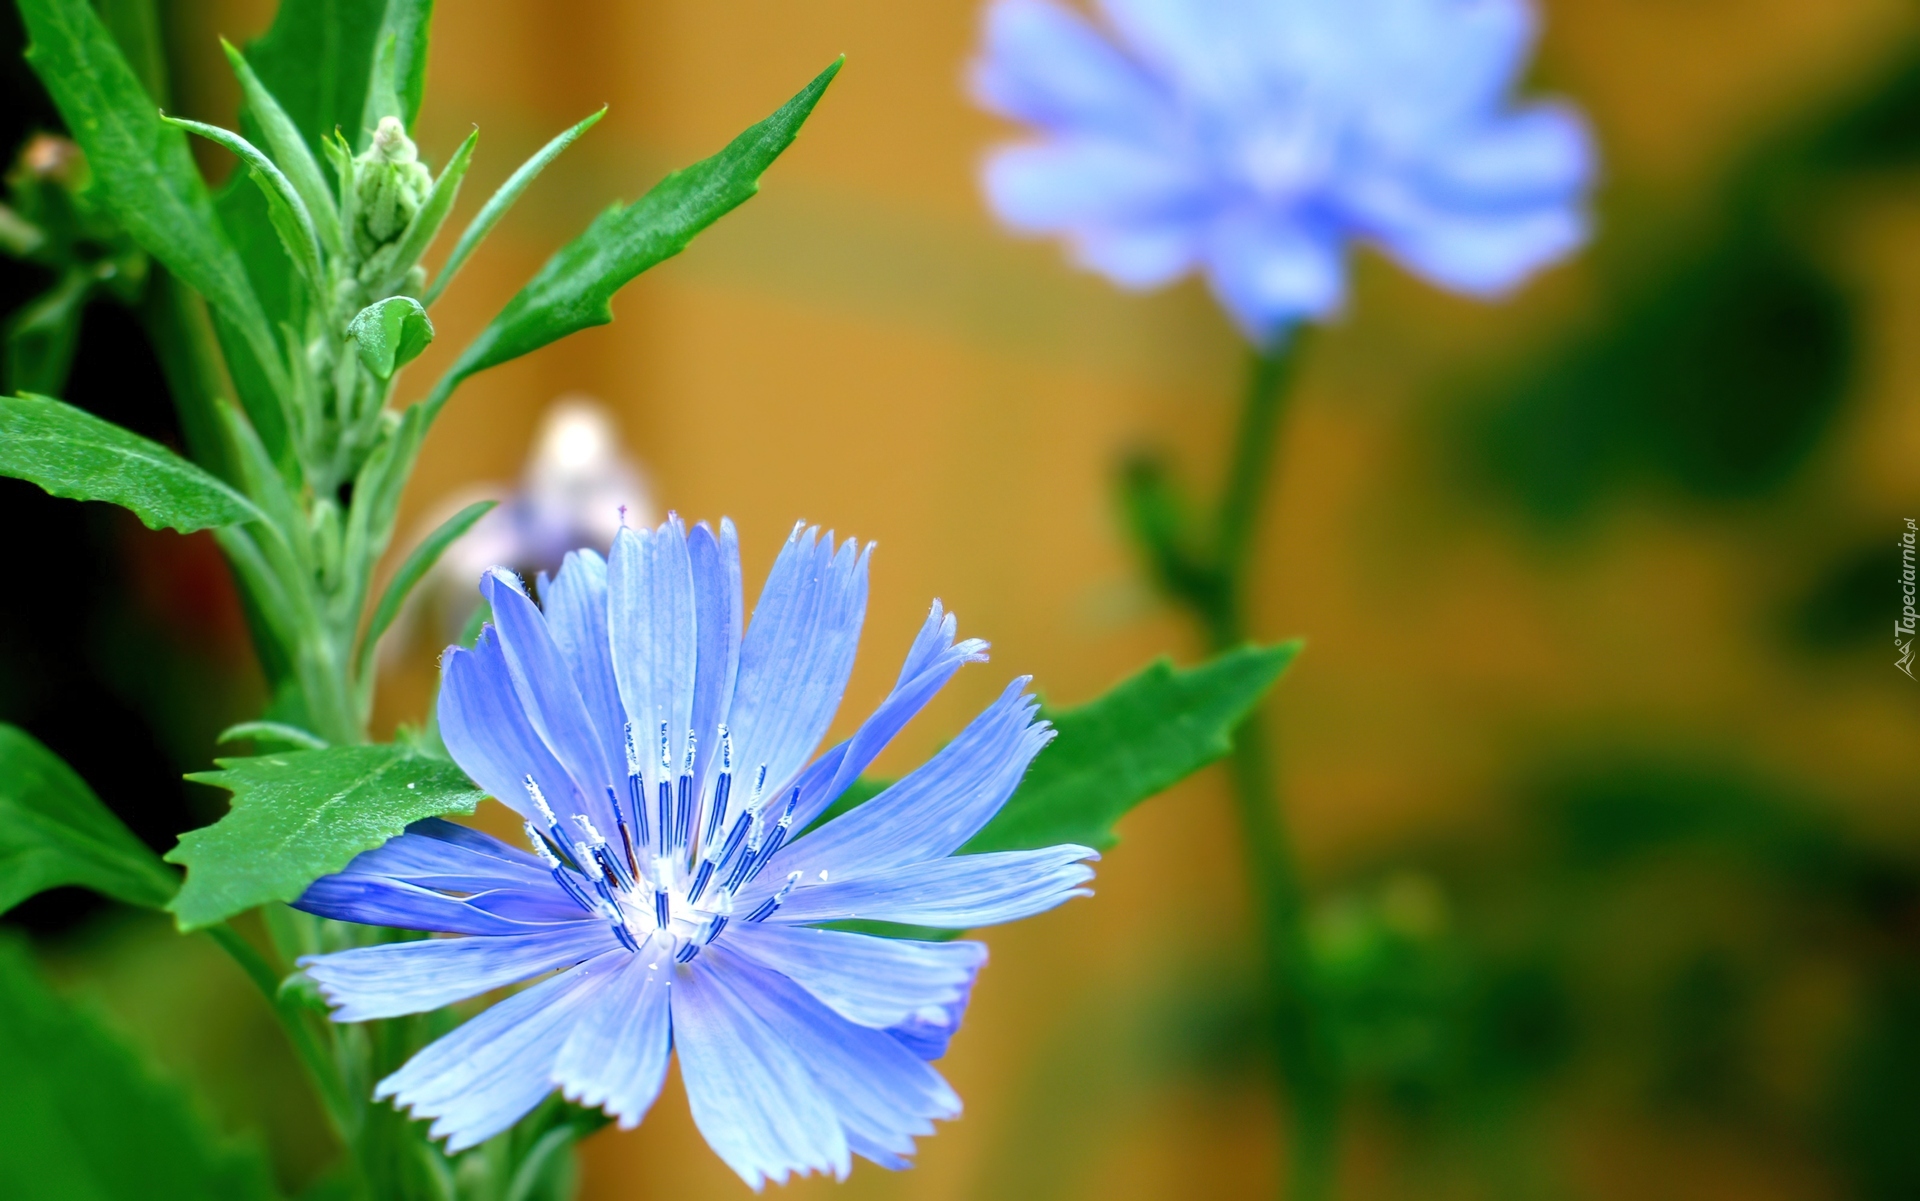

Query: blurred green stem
[1132,340,1342,1198]
[204,921,355,1145]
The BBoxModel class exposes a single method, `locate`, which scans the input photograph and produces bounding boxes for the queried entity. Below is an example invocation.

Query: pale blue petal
[553,950,673,1128]
[294,874,575,935]
[773,679,1050,878]
[1098,0,1252,108]
[706,946,960,1168]
[608,518,698,792]
[378,950,625,1153]
[1417,102,1595,203]
[886,975,976,1061]
[686,518,743,802]
[1201,212,1347,341]
[721,922,987,1029]
[982,139,1208,288]
[674,955,850,1188]
[1375,202,1587,297]
[542,550,628,789]
[300,922,618,1021]
[788,601,990,830]
[437,630,579,824]
[972,0,1172,136]
[341,819,552,893]
[765,845,1098,928]
[727,526,870,801]
[480,571,621,835]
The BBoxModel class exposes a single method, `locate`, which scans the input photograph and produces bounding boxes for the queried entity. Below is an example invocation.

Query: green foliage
[1470,231,1852,520]
[0,393,260,533]
[0,939,282,1201]
[355,498,494,686]
[18,0,278,375]
[432,58,842,405]
[967,642,1299,853]
[346,295,433,379]
[424,106,604,305]
[168,744,485,931]
[827,645,1295,941]
[0,723,177,915]
[243,0,420,156]
[162,115,324,288]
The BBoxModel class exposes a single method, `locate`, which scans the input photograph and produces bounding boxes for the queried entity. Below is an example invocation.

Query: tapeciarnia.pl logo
[1899,519,1917,679]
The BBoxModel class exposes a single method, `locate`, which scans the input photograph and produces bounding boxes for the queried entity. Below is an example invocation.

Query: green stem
[1151,339,1341,1198]
[203,921,356,1145]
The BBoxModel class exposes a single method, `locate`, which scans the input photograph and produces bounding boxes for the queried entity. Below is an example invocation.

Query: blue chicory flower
[295,517,1096,1185]
[970,0,1597,342]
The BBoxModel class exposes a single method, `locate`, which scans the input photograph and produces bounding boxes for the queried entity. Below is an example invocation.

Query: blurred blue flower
[296,517,1095,1184]
[971,0,1597,341]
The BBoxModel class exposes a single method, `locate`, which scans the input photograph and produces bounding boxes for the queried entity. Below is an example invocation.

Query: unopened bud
[352,117,431,254]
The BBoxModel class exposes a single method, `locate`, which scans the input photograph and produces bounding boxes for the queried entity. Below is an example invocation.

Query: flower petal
[378,950,625,1153]
[553,949,673,1128]
[480,570,621,835]
[686,518,744,803]
[787,600,990,830]
[721,922,987,1029]
[294,873,576,935]
[705,946,961,1168]
[971,0,1171,135]
[437,630,579,825]
[608,518,698,793]
[774,679,1050,879]
[340,819,553,893]
[981,139,1207,288]
[766,845,1097,929]
[1201,211,1347,341]
[726,526,870,803]
[301,922,619,1021]
[542,550,629,792]
[674,954,850,1188]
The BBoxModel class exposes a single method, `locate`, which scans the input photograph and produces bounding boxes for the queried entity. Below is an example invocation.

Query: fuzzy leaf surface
[347,295,434,379]
[0,724,177,916]
[0,939,281,1201]
[0,394,259,533]
[168,744,485,930]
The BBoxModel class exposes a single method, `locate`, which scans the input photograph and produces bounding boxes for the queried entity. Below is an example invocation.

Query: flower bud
[352,116,432,255]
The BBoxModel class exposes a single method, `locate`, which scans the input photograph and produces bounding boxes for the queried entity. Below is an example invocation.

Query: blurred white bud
[400,396,653,652]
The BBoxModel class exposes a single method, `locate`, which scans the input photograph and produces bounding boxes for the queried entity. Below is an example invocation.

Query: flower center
[518,723,803,964]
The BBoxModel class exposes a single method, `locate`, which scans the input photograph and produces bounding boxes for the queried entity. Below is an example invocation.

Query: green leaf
[0,393,261,533]
[3,268,91,396]
[19,0,280,382]
[823,645,1296,942]
[222,38,341,255]
[423,107,605,305]
[162,115,323,288]
[0,724,177,915]
[347,295,434,379]
[216,721,330,751]
[966,642,1300,853]
[0,939,281,1201]
[242,0,387,157]
[167,744,487,930]
[355,498,495,682]
[428,58,841,410]
[359,0,433,134]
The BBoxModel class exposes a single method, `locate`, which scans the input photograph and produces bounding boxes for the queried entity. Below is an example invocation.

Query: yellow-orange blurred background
[31,0,1920,1197]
